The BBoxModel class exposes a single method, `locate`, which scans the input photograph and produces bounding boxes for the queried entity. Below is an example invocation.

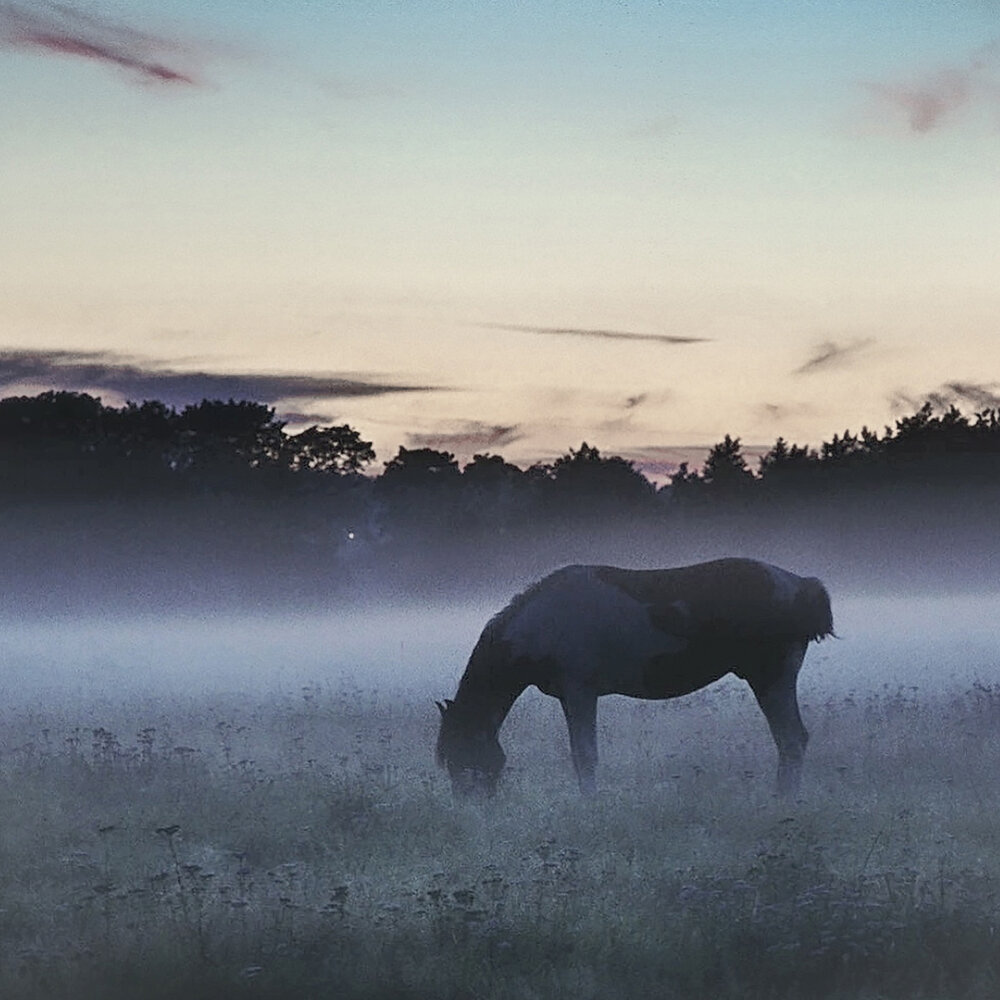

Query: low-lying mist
[0,604,486,702]
[3,572,1000,999]
[2,587,998,708]
[3,592,1000,1000]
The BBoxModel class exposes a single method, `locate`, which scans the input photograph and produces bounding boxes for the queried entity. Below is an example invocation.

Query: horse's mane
[482,570,567,636]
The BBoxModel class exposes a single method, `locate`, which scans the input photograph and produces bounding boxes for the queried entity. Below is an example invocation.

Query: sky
[2,1,999,476]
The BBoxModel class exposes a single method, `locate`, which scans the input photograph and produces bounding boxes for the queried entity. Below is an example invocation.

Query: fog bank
[2,589,998,708]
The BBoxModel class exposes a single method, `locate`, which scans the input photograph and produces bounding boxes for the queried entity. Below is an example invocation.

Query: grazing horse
[436,557,833,798]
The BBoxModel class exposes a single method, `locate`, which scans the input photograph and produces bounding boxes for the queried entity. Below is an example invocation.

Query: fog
[4,568,1000,999]
[2,588,998,709]
[0,604,486,702]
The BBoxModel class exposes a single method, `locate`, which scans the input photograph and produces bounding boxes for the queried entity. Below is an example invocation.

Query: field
[2,597,1000,1000]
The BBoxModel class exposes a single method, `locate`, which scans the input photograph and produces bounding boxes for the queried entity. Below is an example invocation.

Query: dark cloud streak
[794,338,874,375]
[0,2,210,85]
[946,381,1000,410]
[891,381,1000,413]
[483,323,709,346]
[405,422,523,453]
[0,348,433,408]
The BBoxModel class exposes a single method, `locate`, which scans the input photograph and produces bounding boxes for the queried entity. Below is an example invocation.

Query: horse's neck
[454,666,526,736]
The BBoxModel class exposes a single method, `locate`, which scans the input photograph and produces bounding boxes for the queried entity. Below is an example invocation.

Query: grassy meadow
[3,640,1000,1000]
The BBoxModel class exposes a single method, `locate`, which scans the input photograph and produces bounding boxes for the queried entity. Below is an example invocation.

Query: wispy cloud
[405,421,523,454]
[273,409,345,427]
[595,391,671,434]
[794,338,874,375]
[627,113,683,140]
[945,380,1000,409]
[0,348,434,407]
[0,2,217,85]
[483,323,709,346]
[863,40,1000,133]
[891,380,1000,413]
[622,443,768,483]
[757,402,789,421]
[317,72,402,101]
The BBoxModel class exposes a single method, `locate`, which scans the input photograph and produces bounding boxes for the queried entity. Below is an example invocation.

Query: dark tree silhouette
[701,435,754,493]
[371,446,465,567]
[108,400,178,454]
[176,399,285,474]
[0,391,110,497]
[461,452,525,489]
[282,424,375,474]
[535,442,654,515]
[0,390,105,445]
[758,436,817,486]
[378,446,461,491]
[458,453,531,533]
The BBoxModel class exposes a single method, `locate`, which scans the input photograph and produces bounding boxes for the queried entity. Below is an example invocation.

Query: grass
[2,675,1000,999]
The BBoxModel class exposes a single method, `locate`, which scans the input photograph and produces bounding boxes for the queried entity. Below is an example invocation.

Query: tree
[758,436,816,479]
[888,403,974,458]
[0,391,110,497]
[109,400,178,455]
[378,446,461,491]
[461,452,525,489]
[660,460,693,505]
[176,399,285,476]
[282,424,375,474]
[459,453,530,533]
[701,435,754,492]
[0,390,105,446]
[533,442,654,517]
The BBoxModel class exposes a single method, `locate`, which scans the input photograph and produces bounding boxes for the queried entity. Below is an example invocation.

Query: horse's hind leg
[559,690,598,795]
[747,640,809,798]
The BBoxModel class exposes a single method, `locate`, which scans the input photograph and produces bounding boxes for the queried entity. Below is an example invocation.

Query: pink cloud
[863,40,1000,134]
[866,70,970,133]
[0,2,210,85]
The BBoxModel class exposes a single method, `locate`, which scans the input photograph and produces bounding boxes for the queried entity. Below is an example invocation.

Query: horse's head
[435,699,506,798]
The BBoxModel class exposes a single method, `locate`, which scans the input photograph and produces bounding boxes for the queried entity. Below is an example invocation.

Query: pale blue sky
[2,1,999,472]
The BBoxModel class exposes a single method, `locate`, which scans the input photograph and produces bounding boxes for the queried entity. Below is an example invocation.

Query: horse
[436,557,833,798]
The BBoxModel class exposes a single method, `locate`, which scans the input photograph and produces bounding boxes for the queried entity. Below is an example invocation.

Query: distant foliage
[8,391,1000,508]
[2,389,1000,607]
[752,403,1000,498]
[661,402,1000,512]
[0,391,376,498]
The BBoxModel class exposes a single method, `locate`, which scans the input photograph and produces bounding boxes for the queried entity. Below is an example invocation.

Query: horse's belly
[581,627,696,697]
[634,646,731,699]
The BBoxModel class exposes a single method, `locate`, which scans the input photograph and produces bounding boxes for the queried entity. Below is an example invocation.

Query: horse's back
[593,558,832,642]
[501,558,831,643]
[490,564,668,667]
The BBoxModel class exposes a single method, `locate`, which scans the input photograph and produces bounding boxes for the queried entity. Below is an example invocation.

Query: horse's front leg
[559,689,598,795]
[747,640,809,798]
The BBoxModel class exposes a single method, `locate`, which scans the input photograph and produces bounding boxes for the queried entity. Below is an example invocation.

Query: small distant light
[346,531,355,540]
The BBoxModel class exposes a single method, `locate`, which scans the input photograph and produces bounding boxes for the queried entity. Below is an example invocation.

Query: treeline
[4,389,999,507]
[1,390,998,609]
[0,391,375,497]
[674,404,1000,505]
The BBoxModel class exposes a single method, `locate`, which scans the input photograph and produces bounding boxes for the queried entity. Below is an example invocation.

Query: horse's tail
[795,576,835,642]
